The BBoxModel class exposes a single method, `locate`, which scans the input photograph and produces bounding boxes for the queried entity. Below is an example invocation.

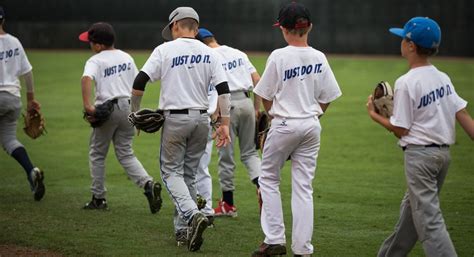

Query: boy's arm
[456,108,474,140]
[367,95,409,139]
[251,72,262,119]
[22,71,41,111]
[81,76,95,114]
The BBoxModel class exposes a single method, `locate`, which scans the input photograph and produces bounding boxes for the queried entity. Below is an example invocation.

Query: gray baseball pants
[159,110,209,232]
[196,127,214,216]
[377,145,457,257]
[0,92,24,154]
[218,92,261,191]
[89,98,152,199]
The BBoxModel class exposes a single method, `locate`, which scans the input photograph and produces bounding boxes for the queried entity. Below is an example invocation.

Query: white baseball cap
[161,7,199,41]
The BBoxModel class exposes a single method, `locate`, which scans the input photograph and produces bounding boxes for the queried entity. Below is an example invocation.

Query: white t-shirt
[141,38,227,110]
[82,49,138,105]
[0,34,33,97]
[214,45,256,92]
[390,65,467,146]
[254,46,341,119]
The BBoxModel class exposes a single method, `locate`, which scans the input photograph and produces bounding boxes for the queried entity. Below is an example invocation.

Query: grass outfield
[0,50,473,257]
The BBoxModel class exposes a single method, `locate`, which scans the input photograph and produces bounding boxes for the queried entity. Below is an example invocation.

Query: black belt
[169,109,207,114]
[402,143,449,151]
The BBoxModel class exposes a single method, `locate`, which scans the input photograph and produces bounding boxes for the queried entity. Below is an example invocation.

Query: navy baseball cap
[0,6,5,19]
[79,22,115,46]
[389,17,441,49]
[197,28,213,40]
[273,2,311,29]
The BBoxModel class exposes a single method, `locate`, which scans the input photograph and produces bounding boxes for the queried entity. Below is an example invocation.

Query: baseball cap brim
[79,31,89,42]
[389,28,405,38]
[161,25,173,41]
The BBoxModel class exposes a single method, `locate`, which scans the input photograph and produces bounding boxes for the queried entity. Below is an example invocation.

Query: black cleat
[176,229,188,247]
[144,181,163,214]
[188,212,208,252]
[206,215,215,228]
[32,168,45,201]
[83,196,108,210]
[252,243,287,257]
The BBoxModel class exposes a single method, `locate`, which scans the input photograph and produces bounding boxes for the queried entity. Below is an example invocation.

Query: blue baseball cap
[0,6,5,19]
[389,17,441,49]
[197,28,214,41]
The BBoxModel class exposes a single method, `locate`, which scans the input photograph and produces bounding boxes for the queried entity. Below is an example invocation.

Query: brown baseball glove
[128,108,165,133]
[23,109,46,139]
[372,81,394,118]
[255,111,270,151]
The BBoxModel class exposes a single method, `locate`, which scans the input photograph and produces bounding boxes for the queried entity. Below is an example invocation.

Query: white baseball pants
[260,116,321,255]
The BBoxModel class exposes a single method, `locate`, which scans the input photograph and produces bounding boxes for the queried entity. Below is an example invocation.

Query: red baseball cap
[79,22,115,46]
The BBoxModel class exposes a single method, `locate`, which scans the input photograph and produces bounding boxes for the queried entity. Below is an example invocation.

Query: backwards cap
[389,17,441,49]
[274,2,311,29]
[162,7,199,41]
[78,22,115,46]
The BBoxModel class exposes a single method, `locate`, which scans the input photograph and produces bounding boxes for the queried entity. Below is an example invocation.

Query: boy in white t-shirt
[197,28,262,217]
[367,17,474,257]
[0,6,45,201]
[252,2,342,256]
[79,22,162,214]
[130,7,231,251]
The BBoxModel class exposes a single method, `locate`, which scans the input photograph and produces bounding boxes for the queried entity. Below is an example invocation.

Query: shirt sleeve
[209,52,227,86]
[244,54,257,74]
[447,79,468,112]
[254,54,278,101]
[315,55,342,104]
[18,43,33,76]
[82,59,100,80]
[141,47,162,82]
[390,80,413,129]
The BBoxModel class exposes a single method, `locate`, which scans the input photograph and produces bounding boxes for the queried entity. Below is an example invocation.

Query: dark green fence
[1,0,472,56]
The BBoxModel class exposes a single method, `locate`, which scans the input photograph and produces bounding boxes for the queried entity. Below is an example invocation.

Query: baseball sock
[11,147,35,188]
[223,191,233,206]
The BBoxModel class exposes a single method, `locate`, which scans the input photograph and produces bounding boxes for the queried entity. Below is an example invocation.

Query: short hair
[405,37,438,57]
[286,18,311,37]
[177,18,198,31]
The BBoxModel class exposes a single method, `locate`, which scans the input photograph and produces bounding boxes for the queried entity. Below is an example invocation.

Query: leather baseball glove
[84,100,115,128]
[255,111,270,151]
[372,81,394,118]
[128,108,165,133]
[23,109,46,139]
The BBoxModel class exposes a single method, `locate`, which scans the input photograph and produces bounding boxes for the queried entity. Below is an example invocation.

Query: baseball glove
[255,111,270,150]
[128,108,165,133]
[84,100,115,128]
[372,81,394,118]
[23,109,46,139]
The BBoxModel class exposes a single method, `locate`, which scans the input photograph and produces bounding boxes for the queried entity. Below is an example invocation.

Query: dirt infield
[0,245,63,257]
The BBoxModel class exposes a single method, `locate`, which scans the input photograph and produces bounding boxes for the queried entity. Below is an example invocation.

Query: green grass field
[0,50,473,257]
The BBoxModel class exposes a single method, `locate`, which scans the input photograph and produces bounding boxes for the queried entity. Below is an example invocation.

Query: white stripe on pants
[260,116,321,255]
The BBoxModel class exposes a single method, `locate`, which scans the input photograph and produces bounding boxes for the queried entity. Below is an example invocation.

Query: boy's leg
[405,147,456,257]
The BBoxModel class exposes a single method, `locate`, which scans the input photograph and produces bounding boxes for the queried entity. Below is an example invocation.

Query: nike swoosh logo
[187,66,195,69]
